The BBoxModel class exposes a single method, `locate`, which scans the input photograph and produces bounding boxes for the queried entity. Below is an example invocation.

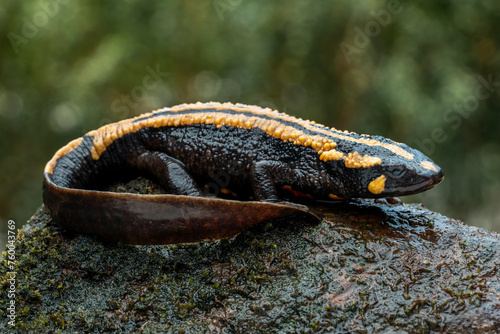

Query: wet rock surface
[1,178,499,333]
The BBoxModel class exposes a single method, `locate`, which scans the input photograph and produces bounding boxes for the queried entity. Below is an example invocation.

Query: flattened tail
[43,174,320,245]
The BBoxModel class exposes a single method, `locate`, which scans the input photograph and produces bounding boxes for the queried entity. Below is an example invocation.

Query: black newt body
[43,102,444,244]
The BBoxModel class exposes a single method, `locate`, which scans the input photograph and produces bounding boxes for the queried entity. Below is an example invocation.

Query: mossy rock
[1,178,499,333]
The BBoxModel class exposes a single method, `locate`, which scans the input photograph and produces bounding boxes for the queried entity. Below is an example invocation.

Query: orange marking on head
[343,152,382,168]
[420,161,438,172]
[368,175,386,194]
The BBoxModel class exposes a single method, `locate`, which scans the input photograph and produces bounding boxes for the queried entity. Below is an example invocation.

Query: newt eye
[388,166,406,178]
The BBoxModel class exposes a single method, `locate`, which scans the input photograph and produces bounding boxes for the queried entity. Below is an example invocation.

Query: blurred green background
[1,0,500,250]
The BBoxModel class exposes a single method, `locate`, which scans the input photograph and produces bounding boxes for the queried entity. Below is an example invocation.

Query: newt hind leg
[134,151,203,197]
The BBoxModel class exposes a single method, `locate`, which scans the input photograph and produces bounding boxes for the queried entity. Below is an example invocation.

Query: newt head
[324,135,444,199]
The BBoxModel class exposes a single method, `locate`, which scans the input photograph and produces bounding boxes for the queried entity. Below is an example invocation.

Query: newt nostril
[423,168,444,188]
[430,169,444,186]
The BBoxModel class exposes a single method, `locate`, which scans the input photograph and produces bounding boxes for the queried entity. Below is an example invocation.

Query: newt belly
[43,102,444,244]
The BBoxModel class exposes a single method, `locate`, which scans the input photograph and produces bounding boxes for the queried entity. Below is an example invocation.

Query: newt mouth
[384,168,444,197]
[426,169,444,189]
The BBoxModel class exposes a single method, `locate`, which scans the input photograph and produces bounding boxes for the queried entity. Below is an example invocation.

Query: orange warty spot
[368,175,386,194]
[92,135,106,158]
[215,116,224,125]
[420,160,439,172]
[328,194,343,200]
[319,150,344,162]
[134,122,142,131]
[109,130,118,141]
[103,134,113,147]
[121,123,132,133]
[319,152,327,160]
[220,188,231,195]
[116,126,124,138]
[344,152,382,168]
[90,147,99,160]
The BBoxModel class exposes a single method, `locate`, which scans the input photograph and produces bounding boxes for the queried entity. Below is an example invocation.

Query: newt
[43,102,443,244]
